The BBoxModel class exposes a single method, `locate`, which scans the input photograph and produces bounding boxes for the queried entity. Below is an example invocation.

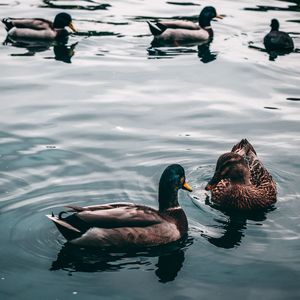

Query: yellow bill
[68,22,77,32]
[183,182,193,192]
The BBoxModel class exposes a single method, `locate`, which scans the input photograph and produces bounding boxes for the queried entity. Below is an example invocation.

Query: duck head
[198,6,222,28]
[53,13,76,32]
[270,19,280,31]
[159,164,192,211]
[205,153,251,191]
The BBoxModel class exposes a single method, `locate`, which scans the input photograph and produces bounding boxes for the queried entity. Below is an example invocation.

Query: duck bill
[68,22,77,32]
[183,182,193,192]
[205,176,219,191]
[215,14,223,19]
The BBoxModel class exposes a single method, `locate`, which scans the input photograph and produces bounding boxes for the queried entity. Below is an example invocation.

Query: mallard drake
[147,6,222,46]
[205,139,277,210]
[264,19,294,52]
[47,164,192,248]
[2,12,76,40]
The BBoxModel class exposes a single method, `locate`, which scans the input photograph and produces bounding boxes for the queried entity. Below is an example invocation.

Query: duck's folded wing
[66,202,136,212]
[9,18,52,30]
[159,20,200,30]
[73,205,163,228]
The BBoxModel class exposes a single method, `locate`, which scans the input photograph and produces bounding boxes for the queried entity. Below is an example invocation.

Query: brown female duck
[205,139,277,210]
[47,164,192,248]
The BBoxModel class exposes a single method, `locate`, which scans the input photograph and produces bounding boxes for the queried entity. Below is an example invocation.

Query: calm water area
[0,0,299,299]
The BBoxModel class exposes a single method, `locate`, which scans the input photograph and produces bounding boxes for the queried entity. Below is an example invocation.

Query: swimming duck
[2,12,76,40]
[47,164,192,248]
[147,6,222,46]
[205,139,277,210]
[264,19,294,52]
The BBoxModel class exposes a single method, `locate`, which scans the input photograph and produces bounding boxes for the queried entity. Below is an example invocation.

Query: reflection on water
[3,36,78,63]
[197,43,217,63]
[244,1,300,12]
[191,192,276,249]
[248,42,295,61]
[3,36,77,63]
[203,208,274,249]
[53,42,77,63]
[41,0,111,10]
[147,46,197,59]
[147,41,217,62]
[166,2,200,7]
[51,237,192,283]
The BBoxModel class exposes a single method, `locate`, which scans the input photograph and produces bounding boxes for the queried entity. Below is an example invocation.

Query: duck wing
[47,202,164,241]
[158,20,200,30]
[3,18,52,30]
[66,202,163,228]
[231,139,274,187]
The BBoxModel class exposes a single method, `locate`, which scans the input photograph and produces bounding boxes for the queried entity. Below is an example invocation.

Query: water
[0,0,300,299]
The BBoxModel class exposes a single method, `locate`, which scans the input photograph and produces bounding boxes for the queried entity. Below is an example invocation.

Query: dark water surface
[0,0,300,299]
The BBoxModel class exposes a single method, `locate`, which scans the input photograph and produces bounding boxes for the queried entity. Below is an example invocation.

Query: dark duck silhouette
[205,139,277,210]
[47,164,192,248]
[264,19,294,53]
[2,12,76,40]
[147,6,222,46]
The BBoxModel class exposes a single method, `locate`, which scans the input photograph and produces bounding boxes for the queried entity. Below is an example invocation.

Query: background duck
[2,12,76,40]
[264,19,294,52]
[47,164,192,248]
[148,6,222,46]
[205,139,277,210]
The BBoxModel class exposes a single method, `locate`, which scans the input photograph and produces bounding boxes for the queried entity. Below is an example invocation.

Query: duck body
[205,139,277,211]
[148,6,222,46]
[2,13,76,40]
[47,164,192,248]
[264,19,294,52]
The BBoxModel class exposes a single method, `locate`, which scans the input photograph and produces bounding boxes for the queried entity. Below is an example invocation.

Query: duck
[2,12,76,40]
[205,139,277,210]
[147,6,222,46]
[263,19,294,52]
[47,164,192,248]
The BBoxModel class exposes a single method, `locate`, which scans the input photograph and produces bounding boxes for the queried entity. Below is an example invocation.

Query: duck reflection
[248,42,295,61]
[50,237,192,283]
[203,202,275,249]
[197,42,217,63]
[53,42,77,63]
[148,41,217,63]
[3,36,77,63]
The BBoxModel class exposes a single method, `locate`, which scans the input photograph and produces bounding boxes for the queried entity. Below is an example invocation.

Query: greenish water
[0,0,299,299]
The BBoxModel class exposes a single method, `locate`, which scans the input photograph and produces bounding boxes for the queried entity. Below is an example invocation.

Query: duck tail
[2,18,14,31]
[46,213,82,241]
[231,138,257,157]
[147,21,166,36]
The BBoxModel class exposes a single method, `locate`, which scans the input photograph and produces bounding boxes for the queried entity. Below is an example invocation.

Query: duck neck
[199,17,212,29]
[158,186,179,211]
[199,18,213,38]
[205,27,213,38]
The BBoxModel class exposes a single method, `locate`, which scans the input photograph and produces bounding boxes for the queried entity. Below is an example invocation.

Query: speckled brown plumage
[206,139,277,210]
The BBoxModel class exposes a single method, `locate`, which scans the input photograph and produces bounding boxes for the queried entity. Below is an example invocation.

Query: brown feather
[207,139,277,210]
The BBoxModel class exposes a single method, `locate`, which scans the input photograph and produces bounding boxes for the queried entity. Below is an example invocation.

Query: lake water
[0,0,299,299]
